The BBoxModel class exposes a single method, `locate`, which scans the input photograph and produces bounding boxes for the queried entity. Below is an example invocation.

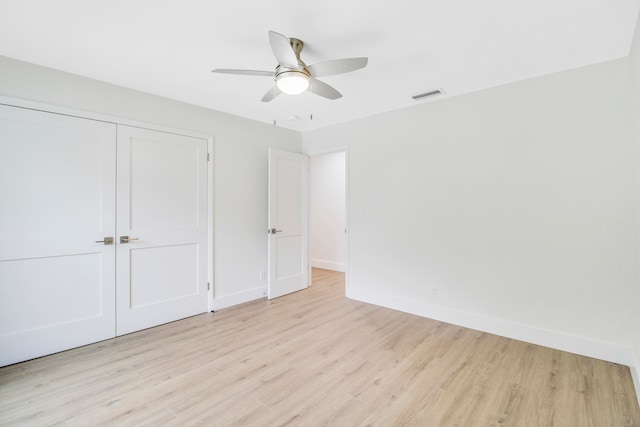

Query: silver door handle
[95,237,114,245]
[120,236,139,244]
[269,228,283,234]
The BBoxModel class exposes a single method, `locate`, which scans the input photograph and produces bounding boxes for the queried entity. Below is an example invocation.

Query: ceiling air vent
[412,89,445,101]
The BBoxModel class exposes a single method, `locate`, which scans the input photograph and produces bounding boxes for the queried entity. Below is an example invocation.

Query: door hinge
[207,282,211,291]
[207,153,210,161]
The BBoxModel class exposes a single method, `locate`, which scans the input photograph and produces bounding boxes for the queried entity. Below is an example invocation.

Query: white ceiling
[0,0,638,132]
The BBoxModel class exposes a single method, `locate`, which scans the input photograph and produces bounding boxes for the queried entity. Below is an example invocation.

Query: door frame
[0,96,216,313]
[305,146,349,291]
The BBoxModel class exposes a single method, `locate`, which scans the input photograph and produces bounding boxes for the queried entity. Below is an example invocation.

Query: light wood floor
[1,268,639,426]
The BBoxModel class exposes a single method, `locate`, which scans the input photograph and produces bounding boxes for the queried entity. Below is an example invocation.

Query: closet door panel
[0,105,116,366]
[116,125,208,336]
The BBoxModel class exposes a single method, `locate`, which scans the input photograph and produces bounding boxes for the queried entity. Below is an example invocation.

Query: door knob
[269,228,283,234]
[95,237,114,245]
[120,236,139,244]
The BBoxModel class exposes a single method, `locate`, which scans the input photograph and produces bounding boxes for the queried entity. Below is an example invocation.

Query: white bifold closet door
[0,106,208,367]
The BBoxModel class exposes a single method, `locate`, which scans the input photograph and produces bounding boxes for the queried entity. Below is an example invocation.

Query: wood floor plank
[1,268,638,426]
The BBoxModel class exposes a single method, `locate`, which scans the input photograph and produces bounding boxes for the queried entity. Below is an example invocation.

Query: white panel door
[0,105,116,366]
[268,149,308,299]
[116,125,208,335]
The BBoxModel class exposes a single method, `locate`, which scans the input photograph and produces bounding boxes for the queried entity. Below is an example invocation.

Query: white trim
[207,138,215,312]
[0,96,208,139]
[632,350,640,407]
[0,95,216,315]
[212,286,266,311]
[311,259,346,272]
[344,147,350,295]
[347,286,635,367]
[632,366,640,408]
[304,145,350,157]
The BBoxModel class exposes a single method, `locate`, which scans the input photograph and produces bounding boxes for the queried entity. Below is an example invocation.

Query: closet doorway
[0,101,211,366]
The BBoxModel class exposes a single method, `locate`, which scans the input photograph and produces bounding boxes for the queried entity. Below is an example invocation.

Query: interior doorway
[308,150,347,284]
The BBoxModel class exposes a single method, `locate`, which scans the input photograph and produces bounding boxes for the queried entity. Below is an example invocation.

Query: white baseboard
[212,286,266,310]
[311,259,346,272]
[632,350,640,408]
[346,286,634,367]
[632,366,640,408]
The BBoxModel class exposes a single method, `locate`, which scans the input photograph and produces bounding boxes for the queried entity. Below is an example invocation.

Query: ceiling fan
[212,31,368,102]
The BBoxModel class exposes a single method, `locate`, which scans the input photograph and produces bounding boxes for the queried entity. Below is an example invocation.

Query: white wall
[0,55,303,309]
[304,57,637,365]
[309,152,346,272]
[629,10,640,401]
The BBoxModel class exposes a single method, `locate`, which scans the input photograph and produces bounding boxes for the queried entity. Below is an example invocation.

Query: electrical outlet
[260,271,266,281]
[431,288,438,297]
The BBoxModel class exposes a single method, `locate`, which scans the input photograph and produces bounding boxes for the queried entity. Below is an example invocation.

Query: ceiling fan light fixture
[213,31,367,102]
[276,71,310,95]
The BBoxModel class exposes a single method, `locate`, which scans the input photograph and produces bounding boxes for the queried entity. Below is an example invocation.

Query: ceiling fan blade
[261,85,282,102]
[307,57,368,78]
[212,69,273,77]
[309,79,342,100]
[268,31,299,68]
